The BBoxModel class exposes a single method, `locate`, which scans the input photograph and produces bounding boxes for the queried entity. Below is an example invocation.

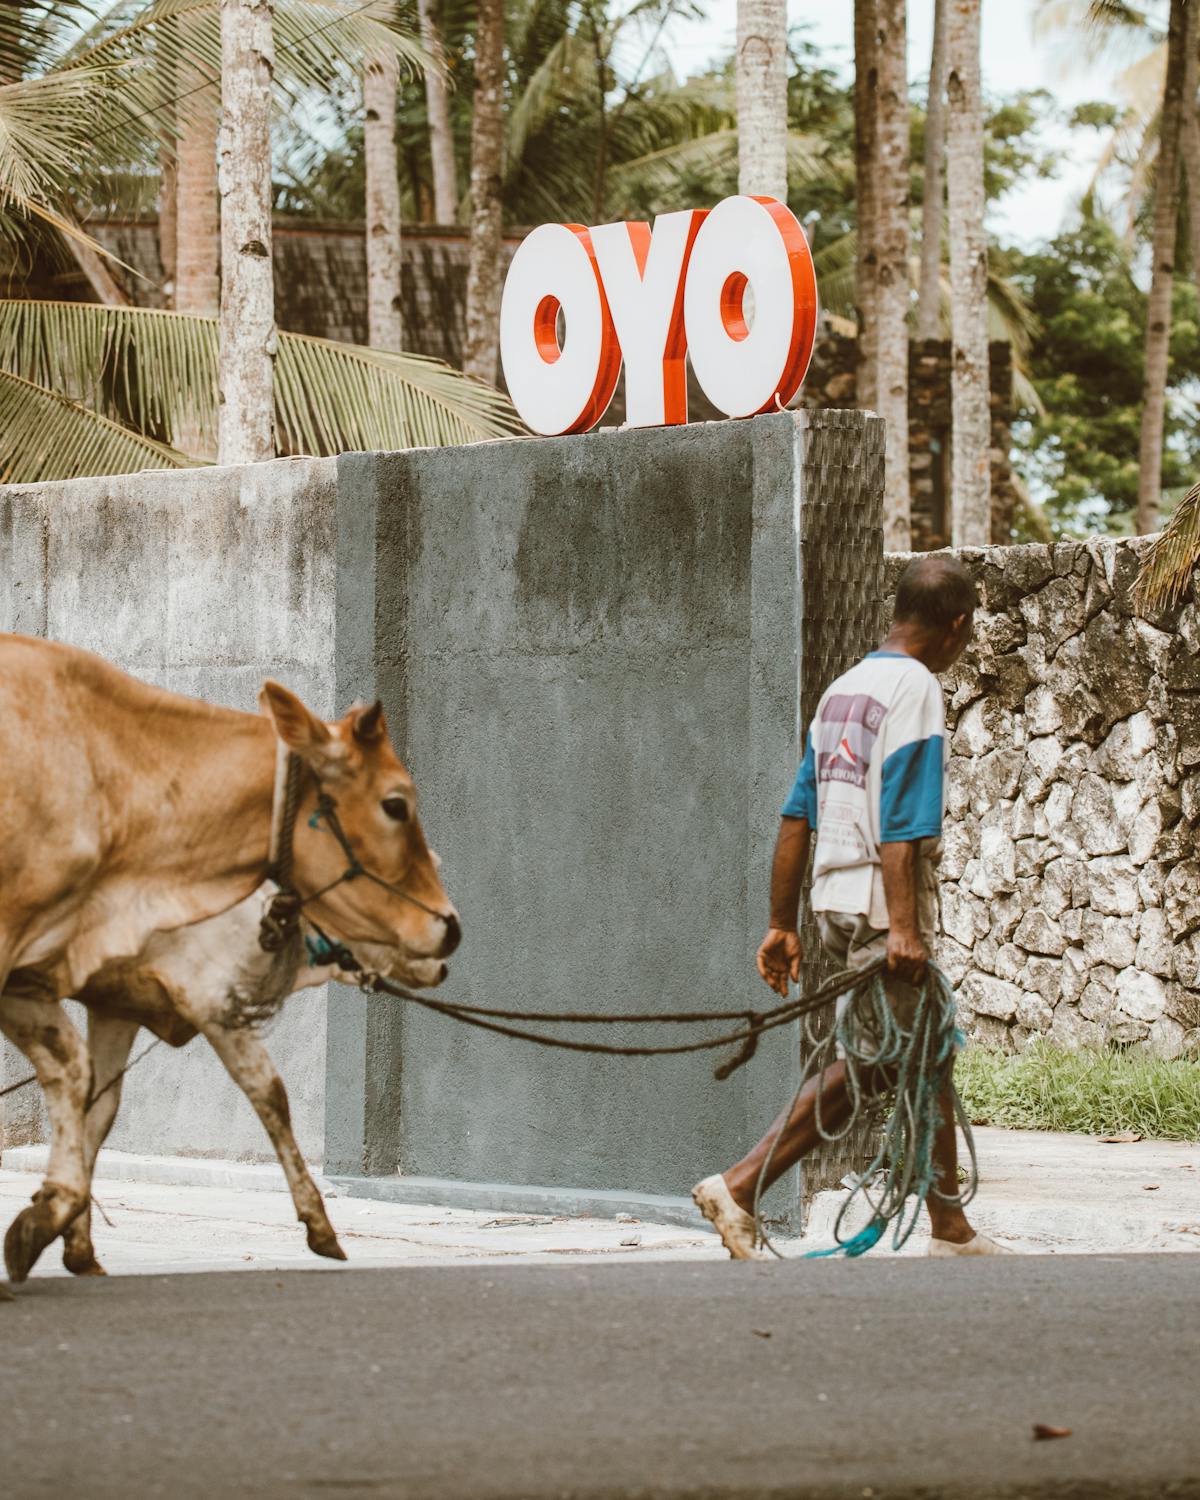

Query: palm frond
[274,335,524,453]
[504,31,595,180]
[0,367,192,483]
[4,0,429,198]
[0,299,523,461]
[1134,479,1200,609]
[811,228,857,317]
[0,69,116,208]
[603,128,738,207]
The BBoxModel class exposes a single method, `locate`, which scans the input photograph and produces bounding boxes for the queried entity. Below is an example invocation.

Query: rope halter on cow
[257,742,446,960]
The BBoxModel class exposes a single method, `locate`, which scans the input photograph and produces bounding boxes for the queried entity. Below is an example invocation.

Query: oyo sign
[499,195,818,437]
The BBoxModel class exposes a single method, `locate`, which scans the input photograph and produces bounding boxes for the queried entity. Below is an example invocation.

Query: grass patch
[955,1041,1200,1142]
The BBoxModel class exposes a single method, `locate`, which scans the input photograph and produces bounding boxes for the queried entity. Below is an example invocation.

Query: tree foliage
[0,0,522,472]
[1004,214,1200,533]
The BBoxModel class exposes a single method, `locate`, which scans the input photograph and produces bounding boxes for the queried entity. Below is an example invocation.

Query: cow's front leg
[195,1019,346,1261]
[61,1013,140,1277]
[0,995,91,1282]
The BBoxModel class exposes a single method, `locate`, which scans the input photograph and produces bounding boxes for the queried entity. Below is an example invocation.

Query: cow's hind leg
[61,1014,139,1277]
[0,995,91,1282]
[196,1019,346,1261]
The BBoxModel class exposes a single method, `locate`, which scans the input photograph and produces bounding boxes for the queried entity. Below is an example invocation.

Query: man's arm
[879,839,927,982]
[756,815,810,996]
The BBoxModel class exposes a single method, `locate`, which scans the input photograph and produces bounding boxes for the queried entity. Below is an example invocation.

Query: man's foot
[928,1231,1015,1257]
[692,1174,766,1261]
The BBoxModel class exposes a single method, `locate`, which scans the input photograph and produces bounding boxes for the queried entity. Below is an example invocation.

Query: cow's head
[260,683,460,966]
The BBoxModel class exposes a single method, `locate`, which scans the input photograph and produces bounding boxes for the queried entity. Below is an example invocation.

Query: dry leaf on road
[1033,1424,1072,1441]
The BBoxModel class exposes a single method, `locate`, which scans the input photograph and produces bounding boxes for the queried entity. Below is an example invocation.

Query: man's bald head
[893,554,978,631]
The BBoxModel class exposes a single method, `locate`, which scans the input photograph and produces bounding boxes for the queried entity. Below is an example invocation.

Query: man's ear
[260,681,345,775]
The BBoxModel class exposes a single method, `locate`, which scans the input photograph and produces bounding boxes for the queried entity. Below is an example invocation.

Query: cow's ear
[351,699,387,746]
[260,681,337,768]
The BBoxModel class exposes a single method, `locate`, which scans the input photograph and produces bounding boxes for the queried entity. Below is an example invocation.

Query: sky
[657,0,1129,249]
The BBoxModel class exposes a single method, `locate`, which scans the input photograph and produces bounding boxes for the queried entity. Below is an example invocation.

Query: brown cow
[39,885,449,1277]
[0,633,458,1283]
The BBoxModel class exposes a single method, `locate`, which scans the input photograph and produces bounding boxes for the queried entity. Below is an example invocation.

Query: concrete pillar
[324,410,885,1222]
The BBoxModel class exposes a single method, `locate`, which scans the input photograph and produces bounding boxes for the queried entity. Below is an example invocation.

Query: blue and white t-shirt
[782,651,946,929]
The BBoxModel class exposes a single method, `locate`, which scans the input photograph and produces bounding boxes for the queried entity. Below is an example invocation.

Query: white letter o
[499,223,621,436]
[682,196,818,419]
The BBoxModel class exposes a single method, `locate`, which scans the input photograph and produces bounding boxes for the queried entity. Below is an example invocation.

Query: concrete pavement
[3,1125,1199,1276]
[3,1255,1199,1499]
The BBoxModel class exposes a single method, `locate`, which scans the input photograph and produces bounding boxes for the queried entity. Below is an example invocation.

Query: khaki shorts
[815,859,939,1041]
[816,910,936,1037]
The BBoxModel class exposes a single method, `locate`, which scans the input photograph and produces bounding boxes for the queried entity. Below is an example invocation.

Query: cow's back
[0,633,270,991]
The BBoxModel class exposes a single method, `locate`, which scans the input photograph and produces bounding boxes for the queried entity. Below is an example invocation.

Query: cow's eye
[382,795,409,823]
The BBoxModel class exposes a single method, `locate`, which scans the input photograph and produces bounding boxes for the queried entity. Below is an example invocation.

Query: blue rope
[752,962,978,1259]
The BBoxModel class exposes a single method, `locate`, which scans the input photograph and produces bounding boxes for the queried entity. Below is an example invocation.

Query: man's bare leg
[698,1056,1014,1258]
[925,1076,974,1244]
[692,1059,860,1259]
[722,1059,858,1213]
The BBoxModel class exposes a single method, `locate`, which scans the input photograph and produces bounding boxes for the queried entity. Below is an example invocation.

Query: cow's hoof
[4,1200,58,1284]
[0,1281,15,1302]
[63,1248,107,1277]
[306,1223,348,1261]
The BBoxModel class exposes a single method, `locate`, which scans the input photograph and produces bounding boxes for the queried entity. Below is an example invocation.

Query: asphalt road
[2,1255,1198,1499]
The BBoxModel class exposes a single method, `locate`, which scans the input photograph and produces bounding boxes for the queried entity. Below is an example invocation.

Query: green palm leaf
[0,300,523,464]
[0,68,118,208]
[1,0,430,232]
[1134,479,1200,609]
[0,367,192,483]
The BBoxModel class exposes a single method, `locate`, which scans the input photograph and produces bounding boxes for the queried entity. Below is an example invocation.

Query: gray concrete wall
[1,412,885,1218]
[329,411,884,1209]
[0,462,337,1162]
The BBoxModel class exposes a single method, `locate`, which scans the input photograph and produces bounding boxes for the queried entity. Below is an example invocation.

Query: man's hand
[757,928,803,996]
[887,927,928,984]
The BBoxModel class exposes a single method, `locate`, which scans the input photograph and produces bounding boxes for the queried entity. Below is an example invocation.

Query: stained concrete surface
[3,1126,1198,1277]
[3,1255,1198,1499]
[0,461,337,1162]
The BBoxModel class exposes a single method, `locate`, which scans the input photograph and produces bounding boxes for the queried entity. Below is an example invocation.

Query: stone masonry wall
[884,539,1200,1057]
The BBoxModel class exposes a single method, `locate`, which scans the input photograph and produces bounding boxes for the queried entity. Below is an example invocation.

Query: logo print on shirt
[832,737,858,768]
[814,693,885,790]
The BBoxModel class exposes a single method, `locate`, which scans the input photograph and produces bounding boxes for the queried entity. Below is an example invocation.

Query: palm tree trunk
[218,0,276,465]
[159,144,178,303]
[917,0,947,341]
[463,0,505,385]
[736,0,788,202]
[946,0,989,546]
[1184,79,1200,291]
[1137,0,1191,535]
[365,49,403,352]
[157,28,179,305]
[175,17,220,318]
[854,0,878,413]
[418,0,459,224]
[874,0,910,550]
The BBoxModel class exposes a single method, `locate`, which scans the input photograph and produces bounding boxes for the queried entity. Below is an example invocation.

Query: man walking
[693,554,1010,1259]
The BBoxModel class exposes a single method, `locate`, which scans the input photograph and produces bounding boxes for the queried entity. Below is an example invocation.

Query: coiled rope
[752,961,977,1258]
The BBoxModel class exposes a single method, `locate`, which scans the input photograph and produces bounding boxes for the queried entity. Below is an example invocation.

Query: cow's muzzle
[439,913,462,958]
